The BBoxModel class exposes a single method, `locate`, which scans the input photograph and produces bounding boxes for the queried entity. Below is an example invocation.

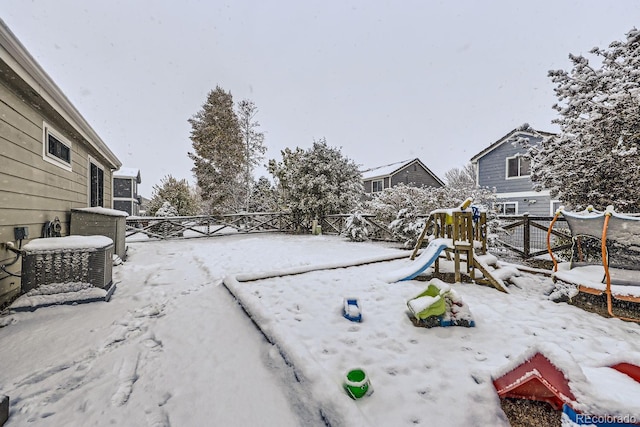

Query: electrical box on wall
[14,226,28,240]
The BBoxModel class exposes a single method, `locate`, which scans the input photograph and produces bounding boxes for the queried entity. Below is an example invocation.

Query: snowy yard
[1,234,639,426]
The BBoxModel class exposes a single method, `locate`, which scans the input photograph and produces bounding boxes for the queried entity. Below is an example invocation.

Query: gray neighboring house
[361,158,444,195]
[0,19,121,306]
[470,128,558,216]
[113,167,141,216]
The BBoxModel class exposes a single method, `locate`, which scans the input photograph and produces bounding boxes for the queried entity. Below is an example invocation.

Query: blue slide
[386,239,450,282]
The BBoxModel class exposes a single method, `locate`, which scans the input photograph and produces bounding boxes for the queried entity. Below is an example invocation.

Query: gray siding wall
[390,163,442,188]
[495,195,553,216]
[0,71,114,305]
[364,162,441,194]
[477,133,542,192]
[363,177,391,194]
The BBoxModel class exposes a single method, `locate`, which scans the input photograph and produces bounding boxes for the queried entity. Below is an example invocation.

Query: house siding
[0,42,117,306]
[476,133,543,193]
[362,159,443,195]
[472,130,559,217]
[390,163,442,188]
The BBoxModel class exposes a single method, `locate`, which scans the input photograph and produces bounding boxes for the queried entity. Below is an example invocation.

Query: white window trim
[42,121,72,172]
[495,201,518,215]
[505,155,530,180]
[88,155,105,207]
[372,179,384,193]
[550,200,562,216]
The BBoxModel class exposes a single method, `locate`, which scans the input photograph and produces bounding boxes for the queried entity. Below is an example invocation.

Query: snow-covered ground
[1,234,639,426]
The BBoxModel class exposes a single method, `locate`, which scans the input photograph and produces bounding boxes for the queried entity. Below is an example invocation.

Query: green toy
[407,282,450,320]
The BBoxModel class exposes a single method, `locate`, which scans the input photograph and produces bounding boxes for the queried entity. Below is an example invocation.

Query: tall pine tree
[188,86,243,213]
[237,99,266,212]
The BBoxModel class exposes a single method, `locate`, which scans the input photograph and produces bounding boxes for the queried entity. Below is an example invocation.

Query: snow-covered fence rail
[321,214,394,240]
[494,214,571,259]
[125,212,298,240]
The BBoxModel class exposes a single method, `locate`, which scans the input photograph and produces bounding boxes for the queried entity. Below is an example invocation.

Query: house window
[494,202,517,215]
[42,122,72,171]
[506,155,530,178]
[114,178,132,198]
[372,180,383,192]
[551,200,562,216]
[89,159,104,207]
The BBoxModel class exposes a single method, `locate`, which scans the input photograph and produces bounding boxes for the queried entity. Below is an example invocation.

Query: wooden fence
[126,212,299,240]
[125,212,572,261]
[494,214,572,259]
[126,212,396,241]
[320,214,394,241]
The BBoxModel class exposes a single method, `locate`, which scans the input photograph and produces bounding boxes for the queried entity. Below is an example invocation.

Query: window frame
[42,122,72,172]
[505,155,530,179]
[494,201,518,215]
[371,179,384,193]
[550,200,562,216]
[88,156,105,207]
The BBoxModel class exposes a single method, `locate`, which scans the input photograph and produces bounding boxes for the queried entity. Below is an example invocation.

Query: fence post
[523,214,530,259]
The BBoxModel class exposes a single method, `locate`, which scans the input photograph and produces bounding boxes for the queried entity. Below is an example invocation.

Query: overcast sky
[2,1,639,197]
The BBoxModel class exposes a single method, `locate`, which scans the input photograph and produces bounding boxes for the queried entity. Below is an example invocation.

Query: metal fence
[493,214,572,259]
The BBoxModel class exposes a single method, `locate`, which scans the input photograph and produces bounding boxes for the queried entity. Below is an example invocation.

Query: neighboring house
[0,20,121,306]
[470,127,558,216]
[361,158,444,195]
[113,167,141,216]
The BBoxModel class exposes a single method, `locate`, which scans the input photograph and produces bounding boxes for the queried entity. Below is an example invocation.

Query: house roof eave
[470,128,556,164]
[0,19,121,170]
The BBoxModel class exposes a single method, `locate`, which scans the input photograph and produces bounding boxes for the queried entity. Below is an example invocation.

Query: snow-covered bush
[389,208,426,248]
[364,183,497,245]
[344,212,370,242]
[155,201,178,217]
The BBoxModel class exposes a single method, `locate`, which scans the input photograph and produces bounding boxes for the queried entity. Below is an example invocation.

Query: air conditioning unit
[21,236,114,293]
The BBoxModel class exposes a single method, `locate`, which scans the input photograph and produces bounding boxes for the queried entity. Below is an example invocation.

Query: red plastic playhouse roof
[492,352,575,410]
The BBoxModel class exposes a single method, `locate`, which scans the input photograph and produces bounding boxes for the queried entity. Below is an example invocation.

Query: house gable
[361,158,444,193]
[471,127,556,216]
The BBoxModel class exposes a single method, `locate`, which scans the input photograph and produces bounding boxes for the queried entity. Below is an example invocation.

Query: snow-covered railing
[125,212,299,240]
[321,214,394,241]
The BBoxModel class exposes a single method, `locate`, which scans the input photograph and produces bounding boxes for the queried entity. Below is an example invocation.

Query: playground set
[547,205,640,323]
[381,198,507,328]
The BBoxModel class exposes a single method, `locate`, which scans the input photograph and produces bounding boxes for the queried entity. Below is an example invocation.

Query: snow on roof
[360,159,415,180]
[23,235,113,251]
[72,207,129,217]
[114,167,141,182]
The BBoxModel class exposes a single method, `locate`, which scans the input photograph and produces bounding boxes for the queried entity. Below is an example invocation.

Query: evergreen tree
[188,86,243,213]
[237,100,266,211]
[268,139,363,226]
[249,176,278,212]
[531,28,640,212]
[147,175,200,216]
